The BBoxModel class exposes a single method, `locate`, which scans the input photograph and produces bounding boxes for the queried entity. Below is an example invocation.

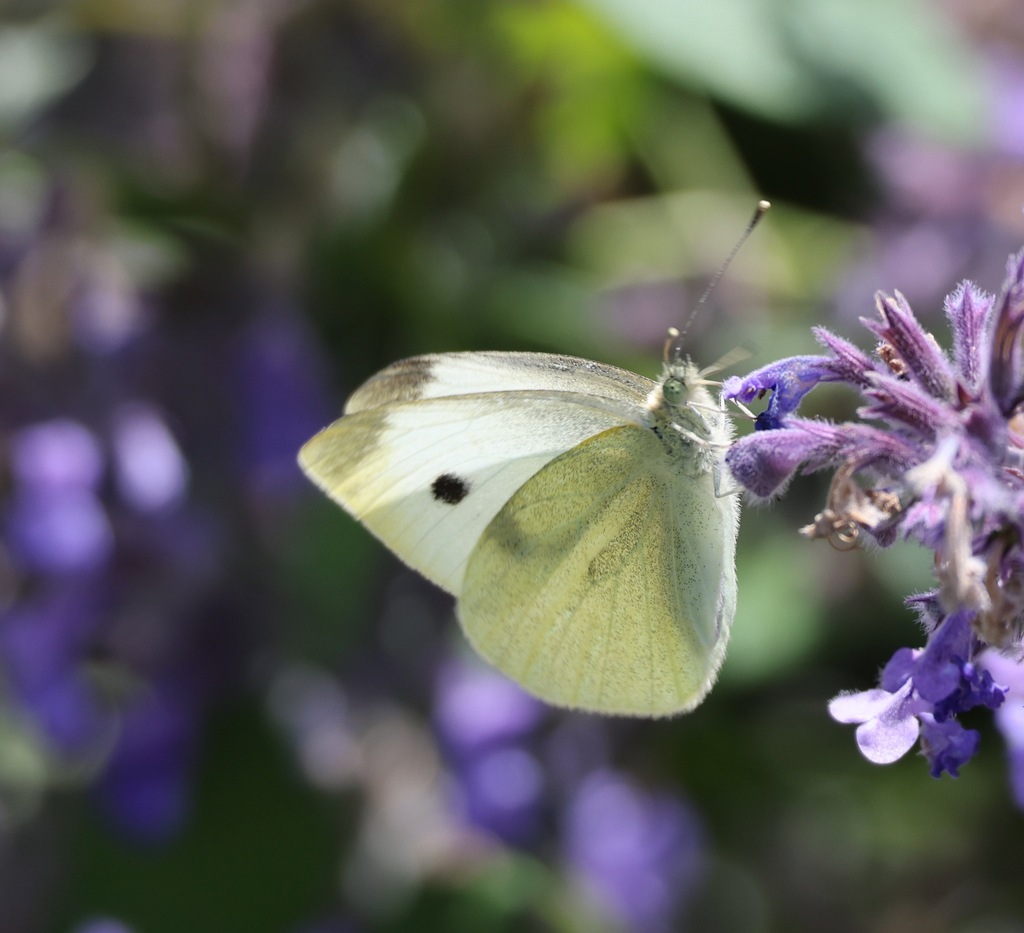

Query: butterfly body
[299,349,738,716]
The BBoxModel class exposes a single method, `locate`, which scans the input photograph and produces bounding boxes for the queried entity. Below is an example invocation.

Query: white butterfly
[298,338,739,717]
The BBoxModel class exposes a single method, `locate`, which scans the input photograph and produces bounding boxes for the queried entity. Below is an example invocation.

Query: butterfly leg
[713,462,742,498]
[727,398,758,421]
[676,426,730,451]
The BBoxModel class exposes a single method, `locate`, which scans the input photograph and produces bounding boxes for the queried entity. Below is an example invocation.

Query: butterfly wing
[345,352,655,413]
[298,391,649,595]
[458,423,738,716]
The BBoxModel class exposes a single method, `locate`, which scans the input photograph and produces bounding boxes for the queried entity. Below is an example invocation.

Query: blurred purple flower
[434,659,547,845]
[0,412,209,841]
[834,65,1024,324]
[5,488,113,574]
[11,419,104,490]
[0,587,111,755]
[5,419,113,574]
[434,659,545,756]
[455,745,544,845]
[233,312,334,500]
[95,674,199,843]
[866,131,984,218]
[0,311,218,845]
[564,770,703,933]
[725,248,1024,786]
[979,648,1024,806]
[111,403,189,513]
[988,49,1024,159]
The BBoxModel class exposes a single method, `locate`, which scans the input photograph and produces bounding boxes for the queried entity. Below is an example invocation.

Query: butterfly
[298,333,739,717]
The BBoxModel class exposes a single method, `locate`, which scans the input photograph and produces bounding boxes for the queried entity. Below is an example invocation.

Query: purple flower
[991,51,1024,158]
[5,487,113,574]
[828,681,923,766]
[0,588,112,755]
[723,355,840,430]
[0,394,216,844]
[433,659,546,845]
[919,716,981,779]
[111,403,189,513]
[232,311,333,501]
[95,674,198,843]
[978,649,1024,806]
[454,745,544,845]
[433,659,545,756]
[563,770,703,932]
[828,618,1004,777]
[5,420,113,574]
[725,248,1024,788]
[11,419,104,490]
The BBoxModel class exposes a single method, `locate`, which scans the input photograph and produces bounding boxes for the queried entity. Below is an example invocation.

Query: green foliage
[577,0,986,139]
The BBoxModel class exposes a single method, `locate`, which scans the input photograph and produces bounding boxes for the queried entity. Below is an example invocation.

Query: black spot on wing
[432,473,470,505]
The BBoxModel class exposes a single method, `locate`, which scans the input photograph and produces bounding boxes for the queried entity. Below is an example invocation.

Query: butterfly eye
[663,377,686,406]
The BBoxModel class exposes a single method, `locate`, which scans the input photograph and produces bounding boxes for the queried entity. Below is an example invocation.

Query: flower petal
[828,688,897,724]
[914,611,972,704]
[989,248,1024,416]
[855,701,921,764]
[725,422,842,497]
[722,356,837,427]
[944,281,994,391]
[919,716,980,777]
[812,327,878,386]
[880,648,918,692]
[864,291,955,401]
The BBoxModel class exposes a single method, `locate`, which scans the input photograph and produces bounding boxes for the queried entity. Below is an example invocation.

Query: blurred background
[1,1,1024,931]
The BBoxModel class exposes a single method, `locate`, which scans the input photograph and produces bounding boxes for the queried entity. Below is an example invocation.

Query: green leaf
[574,0,987,141]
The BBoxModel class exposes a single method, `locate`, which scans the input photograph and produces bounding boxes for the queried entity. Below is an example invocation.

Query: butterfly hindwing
[458,423,738,716]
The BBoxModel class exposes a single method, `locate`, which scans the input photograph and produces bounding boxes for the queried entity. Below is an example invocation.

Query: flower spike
[723,249,1024,790]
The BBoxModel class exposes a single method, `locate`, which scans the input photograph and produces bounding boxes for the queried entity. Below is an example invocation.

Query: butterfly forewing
[299,391,648,594]
[345,352,655,414]
[458,423,738,716]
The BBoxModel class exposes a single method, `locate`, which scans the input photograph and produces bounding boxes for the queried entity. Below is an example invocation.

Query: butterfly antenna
[666,199,770,362]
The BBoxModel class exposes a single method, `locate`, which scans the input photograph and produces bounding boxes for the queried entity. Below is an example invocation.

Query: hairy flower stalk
[722,249,1024,787]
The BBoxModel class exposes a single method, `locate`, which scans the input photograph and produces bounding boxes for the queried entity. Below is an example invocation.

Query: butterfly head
[657,357,708,412]
[657,328,706,409]
[661,361,698,404]
[646,329,730,447]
